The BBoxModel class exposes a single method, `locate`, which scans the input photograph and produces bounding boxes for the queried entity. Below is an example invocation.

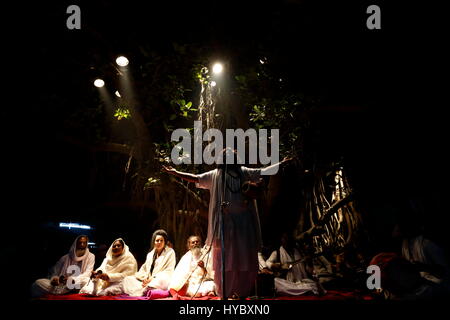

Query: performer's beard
[191,246,202,261]
[76,248,86,257]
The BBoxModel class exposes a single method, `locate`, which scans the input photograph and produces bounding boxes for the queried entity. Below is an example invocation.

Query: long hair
[150,229,168,250]
[216,147,242,170]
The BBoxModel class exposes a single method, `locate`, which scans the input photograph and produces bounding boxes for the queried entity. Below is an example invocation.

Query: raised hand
[142,277,152,287]
[162,165,176,174]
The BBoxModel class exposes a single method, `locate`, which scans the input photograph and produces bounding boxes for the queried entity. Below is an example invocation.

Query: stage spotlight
[94,79,105,88]
[115,90,121,97]
[116,56,129,67]
[210,81,217,87]
[212,63,223,74]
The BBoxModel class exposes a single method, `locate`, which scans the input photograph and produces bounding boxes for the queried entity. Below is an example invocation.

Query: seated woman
[79,238,137,296]
[31,235,95,297]
[122,229,176,297]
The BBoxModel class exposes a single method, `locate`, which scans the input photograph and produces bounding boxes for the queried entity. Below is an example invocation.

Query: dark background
[3,0,448,304]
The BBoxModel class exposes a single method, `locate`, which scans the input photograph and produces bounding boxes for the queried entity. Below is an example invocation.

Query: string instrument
[273,257,307,278]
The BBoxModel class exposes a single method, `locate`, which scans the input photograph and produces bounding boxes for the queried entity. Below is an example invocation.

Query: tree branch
[171,177,209,208]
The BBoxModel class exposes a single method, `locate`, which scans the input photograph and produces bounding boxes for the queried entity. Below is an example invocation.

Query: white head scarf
[69,235,90,262]
[56,235,91,277]
[102,238,136,272]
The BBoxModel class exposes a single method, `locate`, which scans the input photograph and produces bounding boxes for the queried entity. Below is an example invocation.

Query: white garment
[196,163,280,297]
[79,238,137,296]
[258,252,268,270]
[31,235,95,297]
[313,255,335,284]
[169,248,215,297]
[267,246,323,296]
[402,235,450,285]
[123,246,176,296]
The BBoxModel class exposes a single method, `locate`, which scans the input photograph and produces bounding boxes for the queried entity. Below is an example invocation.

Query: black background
[3,0,448,314]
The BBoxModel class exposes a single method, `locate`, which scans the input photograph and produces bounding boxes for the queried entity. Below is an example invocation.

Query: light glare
[115,90,121,97]
[116,56,129,67]
[59,222,92,230]
[212,63,223,74]
[94,79,105,88]
[210,81,217,87]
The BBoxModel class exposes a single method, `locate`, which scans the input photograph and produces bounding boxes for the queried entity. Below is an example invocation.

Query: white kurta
[169,248,215,297]
[31,235,95,297]
[79,238,137,296]
[267,246,323,296]
[196,163,280,297]
[122,246,176,296]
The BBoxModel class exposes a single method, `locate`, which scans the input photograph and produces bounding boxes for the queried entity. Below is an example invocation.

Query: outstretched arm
[162,165,199,184]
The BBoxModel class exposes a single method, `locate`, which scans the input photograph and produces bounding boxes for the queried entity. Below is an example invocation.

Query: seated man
[31,235,95,297]
[122,229,176,296]
[169,235,215,297]
[266,232,324,296]
[400,229,450,298]
[80,238,137,296]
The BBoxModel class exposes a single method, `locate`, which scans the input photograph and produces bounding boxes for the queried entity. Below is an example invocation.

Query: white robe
[267,246,323,296]
[169,248,215,297]
[31,235,95,297]
[402,235,450,287]
[79,238,137,296]
[195,163,280,297]
[122,246,176,296]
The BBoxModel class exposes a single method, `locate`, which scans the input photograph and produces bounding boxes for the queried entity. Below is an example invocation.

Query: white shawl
[96,238,138,283]
[267,246,309,282]
[169,247,214,291]
[51,235,95,280]
[134,246,176,283]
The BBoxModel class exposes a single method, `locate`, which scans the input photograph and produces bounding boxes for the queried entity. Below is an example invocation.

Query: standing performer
[163,148,291,298]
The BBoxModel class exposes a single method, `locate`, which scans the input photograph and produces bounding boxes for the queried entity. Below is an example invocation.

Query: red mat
[38,290,374,301]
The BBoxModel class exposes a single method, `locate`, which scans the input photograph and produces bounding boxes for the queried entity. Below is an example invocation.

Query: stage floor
[36,290,376,301]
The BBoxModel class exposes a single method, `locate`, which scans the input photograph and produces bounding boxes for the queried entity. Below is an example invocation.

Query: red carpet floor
[37,290,375,301]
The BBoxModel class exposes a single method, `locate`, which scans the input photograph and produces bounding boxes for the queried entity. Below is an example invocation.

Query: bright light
[212,63,223,74]
[94,79,105,88]
[210,81,216,87]
[59,222,92,230]
[116,56,129,67]
[115,90,121,97]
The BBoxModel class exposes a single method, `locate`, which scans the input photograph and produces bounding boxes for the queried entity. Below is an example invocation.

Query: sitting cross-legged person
[80,238,137,296]
[266,232,325,296]
[122,229,176,297]
[169,235,215,297]
[31,235,95,297]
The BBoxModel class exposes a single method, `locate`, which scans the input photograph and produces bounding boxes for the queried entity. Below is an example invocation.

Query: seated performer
[79,238,137,296]
[31,235,95,297]
[122,229,176,296]
[401,232,450,295]
[266,232,325,296]
[169,235,215,297]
